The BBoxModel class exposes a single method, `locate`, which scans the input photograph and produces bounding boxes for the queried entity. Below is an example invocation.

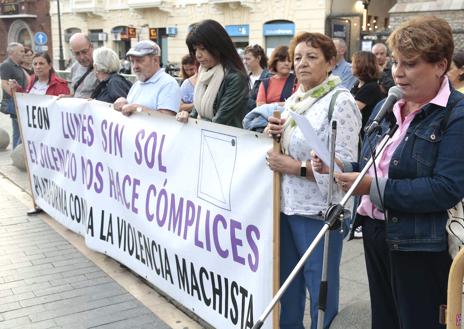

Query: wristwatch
[300,160,307,177]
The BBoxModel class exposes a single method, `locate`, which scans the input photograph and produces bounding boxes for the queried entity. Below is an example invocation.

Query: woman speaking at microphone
[318,16,464,329]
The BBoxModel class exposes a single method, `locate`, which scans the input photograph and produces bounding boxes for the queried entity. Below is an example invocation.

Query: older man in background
[332,38,357,90]
[113,40,180,116]
[371,42,395,96]
[0,42,26,149]
[69,33,98,98]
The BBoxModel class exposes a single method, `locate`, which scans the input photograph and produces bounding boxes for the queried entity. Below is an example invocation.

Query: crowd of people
[1,15,464,329]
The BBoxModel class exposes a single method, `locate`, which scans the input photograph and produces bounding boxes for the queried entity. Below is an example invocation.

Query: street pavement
[0,113,370,329]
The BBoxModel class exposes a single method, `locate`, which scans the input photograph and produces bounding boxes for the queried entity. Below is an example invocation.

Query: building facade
[49,0,398,67]
[0,0,53,60]
[52,0,391,64]
[389,0,464,50]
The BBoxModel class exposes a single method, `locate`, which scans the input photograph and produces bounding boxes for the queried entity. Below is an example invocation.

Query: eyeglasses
[72,45,91,57]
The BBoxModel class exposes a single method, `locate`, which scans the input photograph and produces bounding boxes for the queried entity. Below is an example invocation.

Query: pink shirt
[357,77,451,220]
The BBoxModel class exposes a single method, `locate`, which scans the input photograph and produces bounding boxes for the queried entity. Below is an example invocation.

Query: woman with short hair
[26,52,70,96]
[91,47,132,103]
[176,19,249,128]
[266,32,361,329]
[331,16,464,329]
[256,46,297,106]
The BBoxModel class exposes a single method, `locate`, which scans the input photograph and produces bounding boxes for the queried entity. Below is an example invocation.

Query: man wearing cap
[113,40,180,116]
[69,33,98,98]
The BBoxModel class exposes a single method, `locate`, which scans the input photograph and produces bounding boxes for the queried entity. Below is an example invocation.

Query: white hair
[372,43,388,53]
[332,38,347,50]
[7,42,23,55]
[93,47,121,73]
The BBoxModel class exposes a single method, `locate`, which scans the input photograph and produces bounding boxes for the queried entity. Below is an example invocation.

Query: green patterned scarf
[281,75,341,155]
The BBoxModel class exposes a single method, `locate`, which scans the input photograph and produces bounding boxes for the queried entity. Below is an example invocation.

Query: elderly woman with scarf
[266,32,361,329]
[176,19,249,128]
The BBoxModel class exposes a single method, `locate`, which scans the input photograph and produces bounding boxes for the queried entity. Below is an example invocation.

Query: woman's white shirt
[29,80,48,95]
[281,88,362,216]
[249,73,260,89]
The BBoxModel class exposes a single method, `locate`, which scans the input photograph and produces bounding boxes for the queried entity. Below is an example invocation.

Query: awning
[0,14,37,19]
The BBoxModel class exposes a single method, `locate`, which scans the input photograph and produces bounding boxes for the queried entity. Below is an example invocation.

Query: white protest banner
[16,93,275,329]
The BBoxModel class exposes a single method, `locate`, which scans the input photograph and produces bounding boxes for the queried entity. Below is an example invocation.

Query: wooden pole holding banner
[272,110,281,329]
[445,248,464,328]
[11,89,42,215]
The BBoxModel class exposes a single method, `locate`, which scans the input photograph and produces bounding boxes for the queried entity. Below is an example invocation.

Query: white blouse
[249,73,260,89]
[29,80,48,95]
[281,87,362,216]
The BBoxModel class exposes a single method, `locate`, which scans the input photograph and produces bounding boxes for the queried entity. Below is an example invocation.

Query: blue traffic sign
[34,32,47,45]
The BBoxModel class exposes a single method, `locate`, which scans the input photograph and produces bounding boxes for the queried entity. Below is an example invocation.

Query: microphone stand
[317,120,341,329]
[251,123,399,329]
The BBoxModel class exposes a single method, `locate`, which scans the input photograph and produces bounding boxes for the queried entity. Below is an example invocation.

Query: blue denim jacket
[350,87,464,252]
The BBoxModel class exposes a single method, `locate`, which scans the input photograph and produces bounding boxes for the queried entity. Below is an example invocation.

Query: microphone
[365,86,404,136]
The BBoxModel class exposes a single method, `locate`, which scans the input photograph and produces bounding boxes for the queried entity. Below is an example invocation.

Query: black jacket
[91,73,132,103]
[247,69,271,111]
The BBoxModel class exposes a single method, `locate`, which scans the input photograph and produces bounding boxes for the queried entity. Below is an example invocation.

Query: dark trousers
[361,216,451,329]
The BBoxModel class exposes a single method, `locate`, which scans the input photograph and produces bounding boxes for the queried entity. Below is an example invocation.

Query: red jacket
[26,73,70,96]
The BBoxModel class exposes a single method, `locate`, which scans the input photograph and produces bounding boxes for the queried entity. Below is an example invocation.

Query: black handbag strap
[73,65,93,92]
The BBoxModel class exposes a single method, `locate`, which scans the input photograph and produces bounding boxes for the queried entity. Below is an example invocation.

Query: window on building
[89,29,104,48]
[263,20,295,57]
[111,26,131,59]
[17,28,32,48]
[64,28,81,43]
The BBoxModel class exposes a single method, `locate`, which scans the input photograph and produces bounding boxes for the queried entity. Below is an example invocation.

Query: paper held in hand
[289,111,342,173]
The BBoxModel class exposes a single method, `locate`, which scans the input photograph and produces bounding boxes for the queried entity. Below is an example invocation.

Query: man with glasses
[113,40,180,116]
[69,33,98,98]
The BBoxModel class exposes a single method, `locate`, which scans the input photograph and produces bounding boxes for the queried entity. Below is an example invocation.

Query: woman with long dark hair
[26,52,70,96]
[350,51,384,136]
[176,19,249,128]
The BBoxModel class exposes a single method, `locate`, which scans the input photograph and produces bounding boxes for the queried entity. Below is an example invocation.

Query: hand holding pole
[252,125,399,329]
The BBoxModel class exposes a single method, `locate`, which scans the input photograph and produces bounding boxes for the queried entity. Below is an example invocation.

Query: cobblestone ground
[0,174,170,329]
